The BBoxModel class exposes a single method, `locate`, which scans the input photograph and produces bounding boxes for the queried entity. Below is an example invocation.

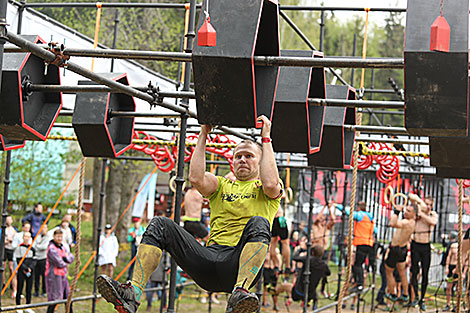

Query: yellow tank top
[207,176,282,246]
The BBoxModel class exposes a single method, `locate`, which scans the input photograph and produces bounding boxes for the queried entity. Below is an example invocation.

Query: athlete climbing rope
[96,115,283,313]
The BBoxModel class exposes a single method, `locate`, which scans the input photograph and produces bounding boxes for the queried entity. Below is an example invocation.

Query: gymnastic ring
[384,185,393,204]
[391,192,408,209]
[285,187,293,204]
[169,176,187,193]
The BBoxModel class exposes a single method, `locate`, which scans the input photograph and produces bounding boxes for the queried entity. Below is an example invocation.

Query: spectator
[127,217,145,280]
[56,214,76,246]
[12,222,32,250]
[46,229,74,313]
[13,231,36,312]
[145,256,169,310]
[22,203,46,238]
[98,224,119,278]
[50,220,73,250]
[33,224,50,297]
[4,215,17,298]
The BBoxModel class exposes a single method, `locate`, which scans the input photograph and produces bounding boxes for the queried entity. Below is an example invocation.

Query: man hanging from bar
[406,194,438,310]
[97,115,283,313]
[384,204,416,306]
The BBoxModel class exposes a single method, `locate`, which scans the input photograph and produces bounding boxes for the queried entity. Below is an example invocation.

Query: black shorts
[448,264,458,280]
[292,287,303,302]
[271,217,288,240]
[385,245,407,268]
[183,221,209,239]
[4,248,13,262]
[263,268,277,287]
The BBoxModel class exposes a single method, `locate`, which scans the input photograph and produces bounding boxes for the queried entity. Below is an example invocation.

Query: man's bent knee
[244,216,271,244]
[141,216,176,249]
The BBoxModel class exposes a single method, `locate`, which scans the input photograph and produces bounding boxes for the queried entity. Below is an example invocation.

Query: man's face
[404,206,415,219]
[424,199,433,213]
[35,204,43,213]
[61,221,69,229]
[41,225,48,235]
[233,143,260,181]
[6,216,12,226]
[53,233,63,245]
[63,214,72,223]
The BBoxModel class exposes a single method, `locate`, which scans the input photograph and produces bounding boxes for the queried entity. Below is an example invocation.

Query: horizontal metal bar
[363,88,397,94]
[344,125,408,134]
[356,137,429,145]
[308,98,404,109]
[311,286,373,313]
[59,110,180,119]
[22,2,406,12]
[6,32,250,140]
[28,84,196,99]
[0,282,196,312]
[366,110,404,115]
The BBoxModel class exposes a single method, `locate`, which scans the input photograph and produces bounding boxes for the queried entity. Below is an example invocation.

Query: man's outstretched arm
[189,125,219,197]
[257,115,282,199]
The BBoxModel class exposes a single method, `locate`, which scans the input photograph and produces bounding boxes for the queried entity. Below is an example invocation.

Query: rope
[1,163,84,295]
[337,8,369,313]
[359,142,429,158]
[75,165,159,281]
[66,157,86,313]
[47,135,237,148]
[440,0,444,17]
[90,2,103,71]
[456,179,463,313]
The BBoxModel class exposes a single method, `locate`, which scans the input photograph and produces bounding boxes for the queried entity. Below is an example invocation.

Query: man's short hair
[424,195,434,203]
[358,201,367,210]
[53,229,63,235]
[34,202,42,208]
[234,140,262,156]
[22,221,31,227]
[312,245,324,258]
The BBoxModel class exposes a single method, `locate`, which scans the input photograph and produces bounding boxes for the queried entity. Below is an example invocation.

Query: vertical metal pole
[319,11,325,52]
[166,0,196,312]
[350,34,357,85]
[0,151,11,309]
[110,9,119,72]
[0,0,8,90]
[336,173,348,301]
[303,167,317,313]
[92,159,107,313]
[17,0,26,34]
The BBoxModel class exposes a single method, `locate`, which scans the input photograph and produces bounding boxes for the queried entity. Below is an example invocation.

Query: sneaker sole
[229,296,259,313]
[97,276,134,313]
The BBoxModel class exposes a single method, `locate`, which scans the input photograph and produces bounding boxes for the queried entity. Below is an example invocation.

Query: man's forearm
[189,130,208,184]
[259,141,281,194]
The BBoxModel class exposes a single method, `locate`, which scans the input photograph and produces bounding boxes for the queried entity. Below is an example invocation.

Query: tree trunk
[105,159,123,227]
[117,160,138,243]
[92,158,104,245]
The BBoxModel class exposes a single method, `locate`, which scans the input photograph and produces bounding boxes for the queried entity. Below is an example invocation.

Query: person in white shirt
[12,222,32,251]
[33,224,51,297]
[49,221,73,251]
[98,224,119,278]
[4,215,18,298]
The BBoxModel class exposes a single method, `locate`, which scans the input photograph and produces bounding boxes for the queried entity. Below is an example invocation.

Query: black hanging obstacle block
[429,136,470,178]
[271,50,325,154]
[308,85,356,169]
[436,167,470,179]
[72,73,136,158]
[192,0,280,128]
[404,0,469,137]
[0,135,25,151]
[0,35,62,141]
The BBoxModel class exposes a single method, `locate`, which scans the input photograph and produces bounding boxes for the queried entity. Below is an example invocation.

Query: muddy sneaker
[97,275,140,313]
[225,287,260,313]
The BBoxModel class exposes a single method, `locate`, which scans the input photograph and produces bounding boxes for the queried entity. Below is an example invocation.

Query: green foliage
[9,140,74,208]
[29,0,186,80]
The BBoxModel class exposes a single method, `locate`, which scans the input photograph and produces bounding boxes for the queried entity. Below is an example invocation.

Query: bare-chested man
[182,187,209,242]
[407,194,438,309]
[385,205,416,303]
[269,205,291,273]
[443,240,458,311]
[312,202,335,249]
